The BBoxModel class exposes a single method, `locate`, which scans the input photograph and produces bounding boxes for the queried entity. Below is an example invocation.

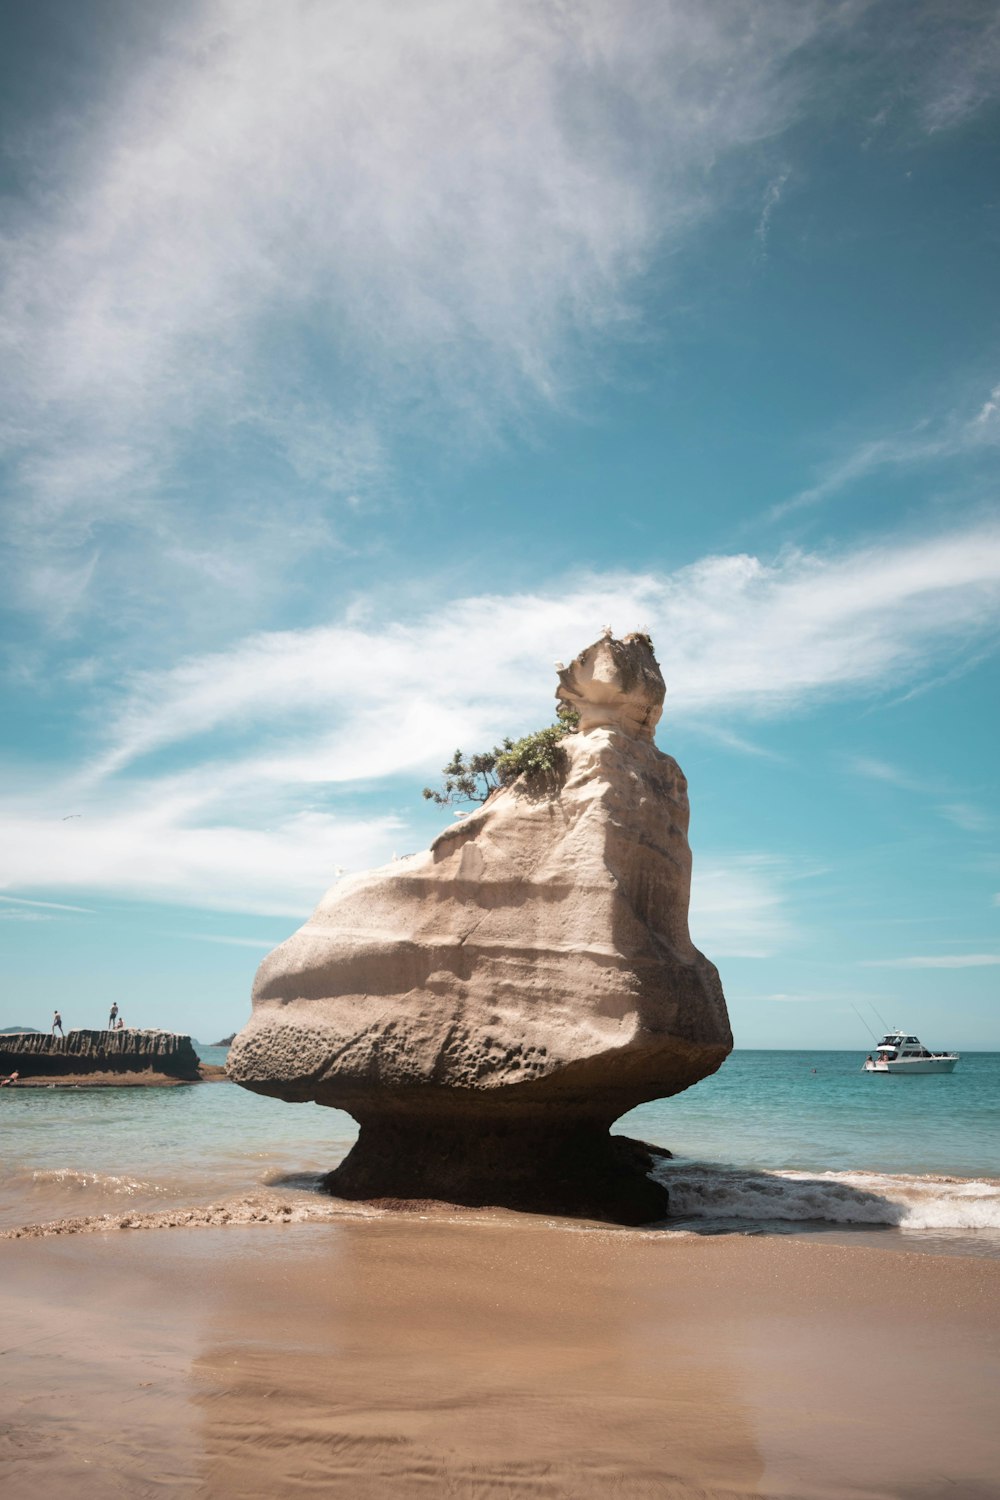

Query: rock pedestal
[229,633,731,1223]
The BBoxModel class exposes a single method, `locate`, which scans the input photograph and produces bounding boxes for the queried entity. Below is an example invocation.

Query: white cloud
[937,802,993,834]
[755,167,791,252]
[0,804,405,918]
[1,0,831,627]
[845,758,993,835]
[690,856,796,958]
[864,954,1000,969]
[844,755,930,793]
[2,524,999,918]
[0,757,799,951]
[854,7,1000,138]
[745,991,876,1004]
[0,893,92,913]
[973,384,1000,428]
[683,722,788,760]
[772,379,1000,519]
[3,2,997,632]
[88,522,1000,779]
[918,8,1000,132]
[180,934,284,950]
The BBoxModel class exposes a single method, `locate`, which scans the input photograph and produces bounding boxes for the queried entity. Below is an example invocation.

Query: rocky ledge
[1,1029,205,1083]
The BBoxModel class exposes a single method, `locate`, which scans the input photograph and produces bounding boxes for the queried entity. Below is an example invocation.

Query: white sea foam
[18,1168,167,1198]
[653,1161,1000,1232]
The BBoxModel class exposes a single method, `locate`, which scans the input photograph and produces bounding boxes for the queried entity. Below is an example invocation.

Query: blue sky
[1,0,998,1048]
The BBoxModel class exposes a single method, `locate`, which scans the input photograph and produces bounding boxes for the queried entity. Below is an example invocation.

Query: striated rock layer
[0,1029,202,1080]
[229,633,731,1223]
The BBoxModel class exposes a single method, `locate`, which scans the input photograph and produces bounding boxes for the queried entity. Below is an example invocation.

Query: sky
[1,0,998,1049]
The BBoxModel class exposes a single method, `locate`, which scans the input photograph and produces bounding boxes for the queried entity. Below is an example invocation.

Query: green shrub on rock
[422,708,579,807]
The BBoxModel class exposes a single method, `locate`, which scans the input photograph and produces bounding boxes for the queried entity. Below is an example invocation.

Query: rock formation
[0,1029,202,1081]
[229,632,731,1223]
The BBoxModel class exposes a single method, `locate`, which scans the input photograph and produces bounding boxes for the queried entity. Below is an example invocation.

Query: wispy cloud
[2,525,997,917]
[937,802,993,834]
[89,522,1000,780]
[845,756,994,835]
[771,381,1000,520]
[6,2,999,635]
[0,893,92,913]
[853,4,1000,139]
[757,993,819,1003]
[864,954,1000,969]
[0,0,832,632]
[844,755,930,794]
[0,806,405,918]
[684,722,788,761]
[0,762,801,955]
[180,934,284,950]
[690,856,797,958]
[747,991,885,1005]
[918,7,1000,132]
[755,168,791,253]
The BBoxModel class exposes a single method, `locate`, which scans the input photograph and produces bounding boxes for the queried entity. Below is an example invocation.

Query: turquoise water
[624,1051,1000,1251]
[2,1047,998,1249]
[624,1049,1000,1178]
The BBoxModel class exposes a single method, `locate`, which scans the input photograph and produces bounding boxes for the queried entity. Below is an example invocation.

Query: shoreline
[2,1218,998,1498]
[4,1183,1000,1264]
[3,1063,227,1087]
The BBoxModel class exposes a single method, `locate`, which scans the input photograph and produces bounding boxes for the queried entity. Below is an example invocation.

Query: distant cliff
[0,1029,202,1081]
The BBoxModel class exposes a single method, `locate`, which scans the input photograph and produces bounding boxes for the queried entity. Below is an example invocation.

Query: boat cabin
[875,1032,934,1061]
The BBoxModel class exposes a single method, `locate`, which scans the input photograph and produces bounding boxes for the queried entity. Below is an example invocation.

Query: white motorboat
[863,1030,960,1075]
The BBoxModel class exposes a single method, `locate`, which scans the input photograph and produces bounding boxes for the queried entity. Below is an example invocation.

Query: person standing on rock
[108,1002,119,1029]
[52,1009,64,1036]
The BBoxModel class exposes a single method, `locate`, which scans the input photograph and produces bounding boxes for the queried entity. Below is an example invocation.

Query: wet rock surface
[229,633,731,1223]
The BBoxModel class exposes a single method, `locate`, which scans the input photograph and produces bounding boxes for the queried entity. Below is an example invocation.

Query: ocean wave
[0,1192,403,1239]
[7,1167,168,1199]
[653,1161,1000,1231]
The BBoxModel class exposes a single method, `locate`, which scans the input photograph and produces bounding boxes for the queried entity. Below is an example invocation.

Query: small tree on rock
[422,708,579,807]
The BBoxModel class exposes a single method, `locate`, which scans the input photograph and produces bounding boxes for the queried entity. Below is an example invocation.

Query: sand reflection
[192,1215,766,1498]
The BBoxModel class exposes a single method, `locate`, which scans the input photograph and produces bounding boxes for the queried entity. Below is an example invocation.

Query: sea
[2,1047,998,1256]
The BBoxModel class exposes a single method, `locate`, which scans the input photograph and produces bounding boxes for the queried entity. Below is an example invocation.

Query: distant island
[212,1033,236,1047]
[1,1026,40,1034]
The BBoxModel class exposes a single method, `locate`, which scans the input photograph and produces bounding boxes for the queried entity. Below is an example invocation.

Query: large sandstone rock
[229,633,731,1222]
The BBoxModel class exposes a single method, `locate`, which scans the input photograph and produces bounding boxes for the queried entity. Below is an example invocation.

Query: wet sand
[2,1217,998,1499]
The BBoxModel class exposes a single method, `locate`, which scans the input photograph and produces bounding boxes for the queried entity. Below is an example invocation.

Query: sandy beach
[2,1216,998,1499]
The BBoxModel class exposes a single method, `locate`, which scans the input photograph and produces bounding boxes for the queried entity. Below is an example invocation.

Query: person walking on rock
[52,1009,64,1036]
[108,1002,119,1029]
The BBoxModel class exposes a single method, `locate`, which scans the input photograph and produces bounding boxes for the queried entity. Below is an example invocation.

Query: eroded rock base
[321,1115,671,1226]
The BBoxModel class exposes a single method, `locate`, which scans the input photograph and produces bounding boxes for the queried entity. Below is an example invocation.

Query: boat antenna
[852,1005,879,1044]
